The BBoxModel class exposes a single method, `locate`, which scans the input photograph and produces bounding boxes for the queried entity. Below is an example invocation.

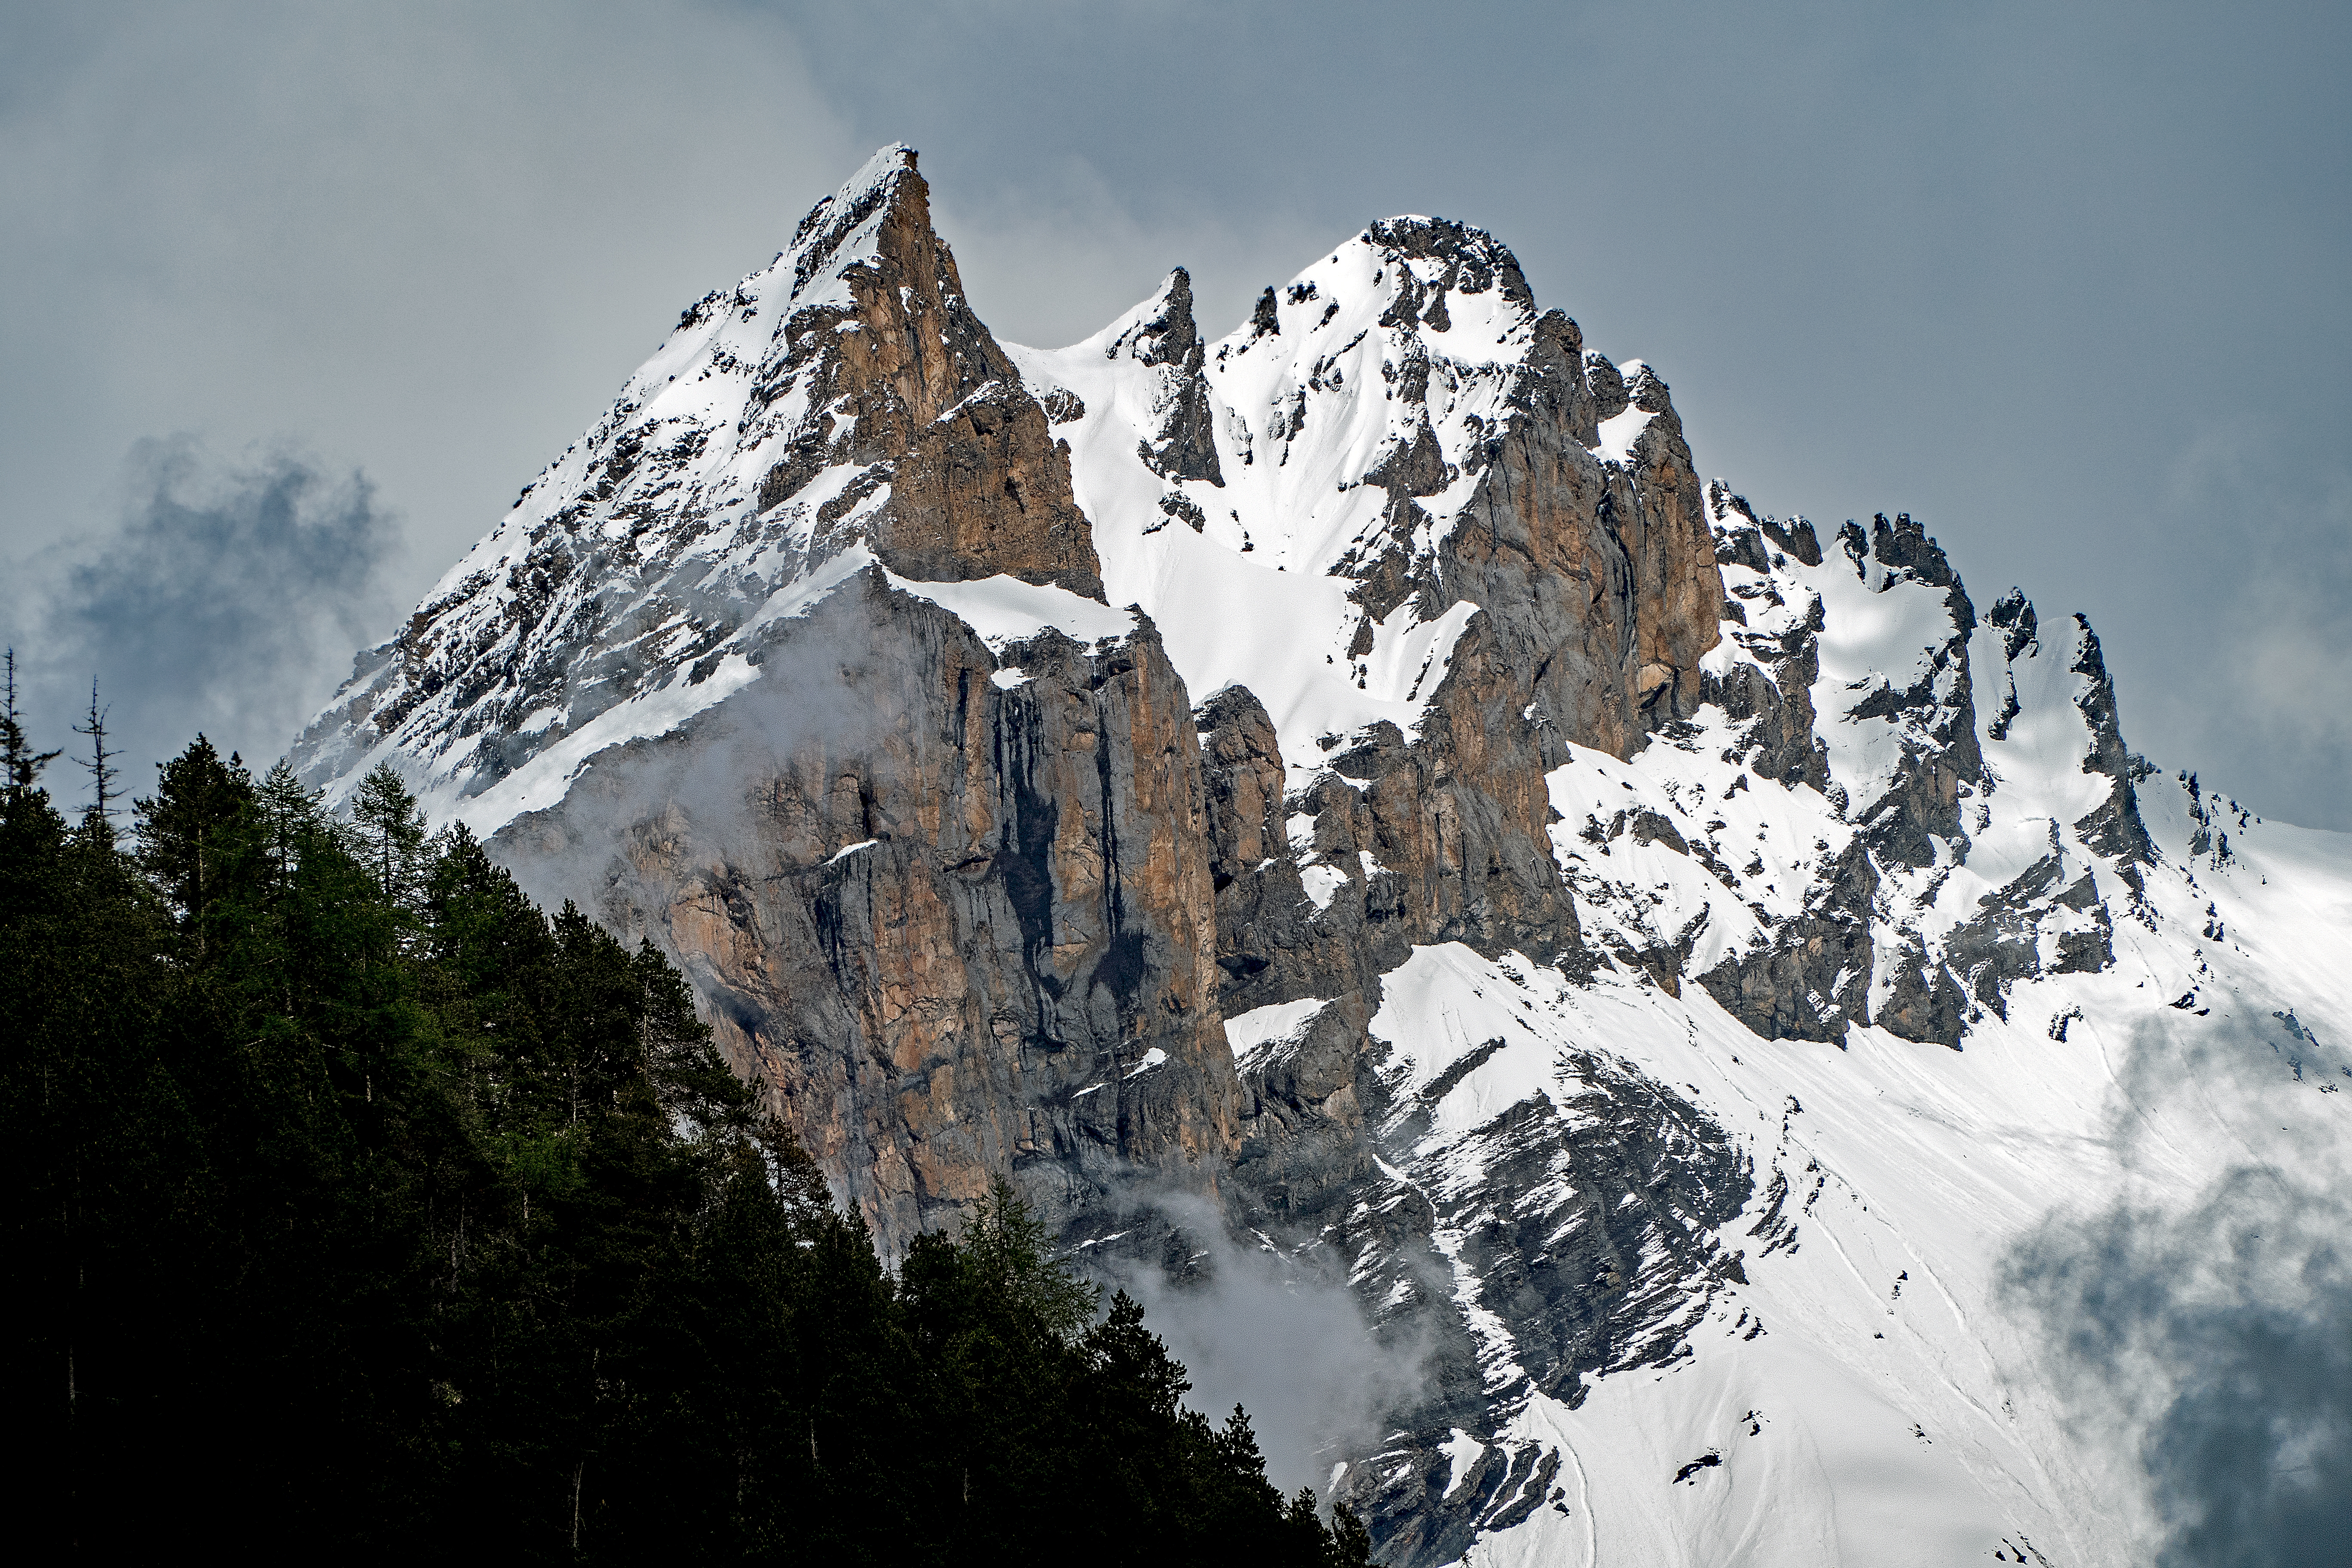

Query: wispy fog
[2003,1009,2352,1566]
[4,438,393,805]
[1100,1192,1431,1499]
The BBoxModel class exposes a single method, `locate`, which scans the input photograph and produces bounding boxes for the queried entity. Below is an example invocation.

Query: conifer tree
[1,648,61,801]
[134,736,253,959]
[8,716,1383,1564]
[350,761,428,915]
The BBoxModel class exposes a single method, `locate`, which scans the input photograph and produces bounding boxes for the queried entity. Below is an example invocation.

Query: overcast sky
[3,1,2346,826]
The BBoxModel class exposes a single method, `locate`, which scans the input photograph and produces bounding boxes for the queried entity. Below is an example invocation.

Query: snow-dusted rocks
[291,145,1102,836]
[292,147,2352,1567]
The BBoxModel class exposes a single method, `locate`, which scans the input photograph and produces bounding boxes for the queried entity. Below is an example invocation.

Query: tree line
[2,665,1373,1563]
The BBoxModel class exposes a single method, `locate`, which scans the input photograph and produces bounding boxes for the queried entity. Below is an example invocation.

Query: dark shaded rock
[1326,1040,1750,1561]
[1937,855,2116,1025]
[1251,285,1282,338]
[1204,646,1589,1023]
[1715,524,1775,575]
[1368,413,1453,499]
[1761,514,1823,567]
[1989,586,2038,662]
[1836,518,1984,870]
[1875,932,1968,1047]
[1706,483,1830,790]
[2067,613,2156,867]
[1583,351,1629,421]
[1112,268,1226,488]
[1697,839,1878,1041]
[1870,511,1954,587]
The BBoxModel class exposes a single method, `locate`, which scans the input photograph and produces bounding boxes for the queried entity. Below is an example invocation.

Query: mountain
[292,146,2352,1565]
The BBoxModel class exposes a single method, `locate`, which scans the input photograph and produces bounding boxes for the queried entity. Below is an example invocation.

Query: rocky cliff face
[294,147,2352,1568]
[499,579,1239,1249]
[291,148,1214,1252]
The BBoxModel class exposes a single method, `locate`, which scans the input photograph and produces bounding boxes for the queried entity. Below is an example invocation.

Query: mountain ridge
[291,146,2352,1567]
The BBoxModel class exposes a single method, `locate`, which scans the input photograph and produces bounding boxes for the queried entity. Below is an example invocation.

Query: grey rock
[1583,351,1629,422]
[2067,613,2156,872]
[1114,268,1225,488]
[498,572,1239,1256]
[1697,839,1879,1042]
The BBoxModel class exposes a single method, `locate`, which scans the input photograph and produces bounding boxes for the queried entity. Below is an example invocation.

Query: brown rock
[507,576,1238,1253]
[754,148,1104,598]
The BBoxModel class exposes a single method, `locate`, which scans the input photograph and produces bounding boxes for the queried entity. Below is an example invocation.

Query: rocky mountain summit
[294,147,2352,1567]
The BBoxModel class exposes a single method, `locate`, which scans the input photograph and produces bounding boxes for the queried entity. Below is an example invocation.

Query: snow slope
[1024,254,2350,1565]
[1007,232,1534,777]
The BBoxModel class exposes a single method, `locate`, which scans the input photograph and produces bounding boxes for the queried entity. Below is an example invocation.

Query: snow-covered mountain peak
[785,141,920,298]
[1010,210,1717,778]
[291,143,1107,832]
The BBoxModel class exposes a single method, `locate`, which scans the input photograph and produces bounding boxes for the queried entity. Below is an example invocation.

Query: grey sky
[3,1,2346,825]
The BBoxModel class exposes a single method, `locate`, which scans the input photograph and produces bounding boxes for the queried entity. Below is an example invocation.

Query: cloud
[9,437,395,801]
[0,1,857,591]
[2005,1171,2352,1567]
[2002,1011,2352,1566]
[7,5,2345,835]
[2123,418,2352,830]
[1095,1191,1430,1498]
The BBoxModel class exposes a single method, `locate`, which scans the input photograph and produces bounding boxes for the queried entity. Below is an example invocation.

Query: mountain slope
[292,147,2352,1566]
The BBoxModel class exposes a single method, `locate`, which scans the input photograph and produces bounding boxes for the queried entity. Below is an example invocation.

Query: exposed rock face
[289,146,1102,816]
[1705,483,1830,791]
[748,147,1103,596]
[2067,612,2156,868]
[1111,268,1225,488]
[502,577,1238,1252]
[1938,852,2115,1023]
[1344,222,1726,758]
[1686,496,2136,1051]
[1697,838,1880,1042]
[1199,652,1586,1022]
[1018,207,1719,1038]
[1834,513,1984,872]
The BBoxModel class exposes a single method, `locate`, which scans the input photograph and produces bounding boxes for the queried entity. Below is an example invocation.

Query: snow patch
[1439,1428,1487,1500]
[883,569,1136,652]
[1225,998,1333,1067]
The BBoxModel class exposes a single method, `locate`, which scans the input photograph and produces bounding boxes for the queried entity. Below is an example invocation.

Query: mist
[1096,1191,1430,1499]
[3,437,394,809]
[2002,1007,2352,1567]
[480,592,885,934]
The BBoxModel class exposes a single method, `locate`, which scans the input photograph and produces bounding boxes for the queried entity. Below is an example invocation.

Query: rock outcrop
[500,579,1238,1250]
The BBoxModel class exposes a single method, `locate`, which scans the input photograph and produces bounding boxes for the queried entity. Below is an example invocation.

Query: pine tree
[1327,1503,1377,1568]
[134,737,254,960]
[958,1176,1100,1345]
[349,762,427,916]
[12,714,1369,1562]
[2,648,61,802]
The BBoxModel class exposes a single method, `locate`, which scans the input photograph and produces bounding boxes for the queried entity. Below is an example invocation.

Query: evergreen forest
[2,671,1374,1565]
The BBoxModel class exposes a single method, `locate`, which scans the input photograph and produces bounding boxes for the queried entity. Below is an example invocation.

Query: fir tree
[133,736,253,959]
[1,648,61,801]
[349,761,428,915]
